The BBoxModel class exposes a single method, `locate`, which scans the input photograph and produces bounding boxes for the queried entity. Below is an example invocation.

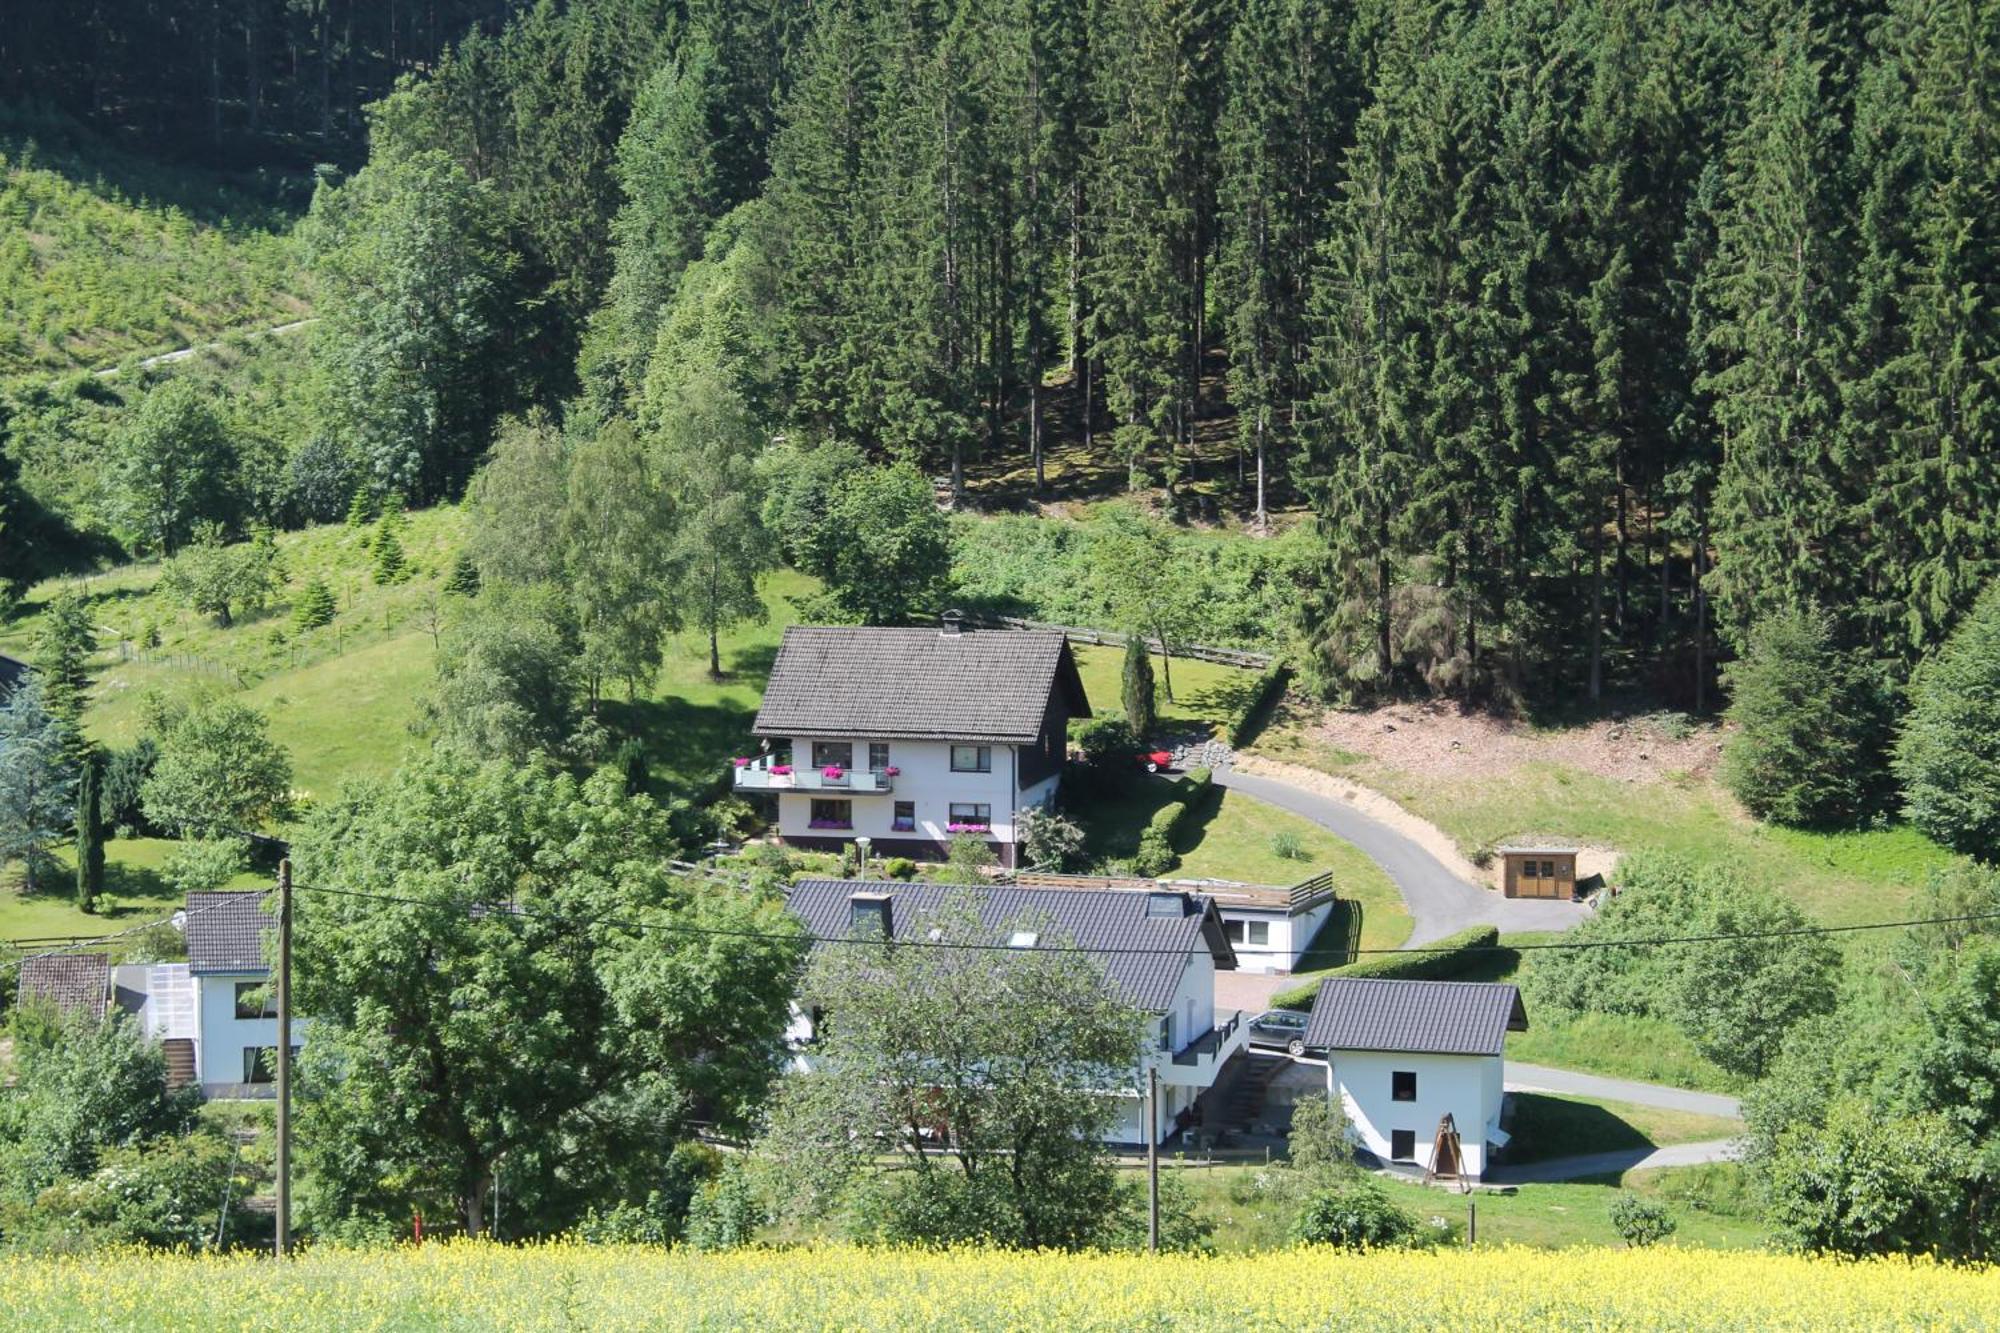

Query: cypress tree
[1121,636,1157,740]
[75,750,104,914]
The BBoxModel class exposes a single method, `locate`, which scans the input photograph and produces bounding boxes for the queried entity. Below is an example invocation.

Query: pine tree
[75,750,104,914]
[1121,635,1157,740]
[372,526,408,585]
[1897,580,2000,859]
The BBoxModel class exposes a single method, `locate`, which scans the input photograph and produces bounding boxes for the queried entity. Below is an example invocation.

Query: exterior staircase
[1223,1051,1291,1130]
[162,1038,197,1090]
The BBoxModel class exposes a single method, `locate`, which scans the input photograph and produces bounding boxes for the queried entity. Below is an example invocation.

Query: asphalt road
[1485,1138,1742,1185]
[1214,767,1590,946]
[1506,1062,1743,1119]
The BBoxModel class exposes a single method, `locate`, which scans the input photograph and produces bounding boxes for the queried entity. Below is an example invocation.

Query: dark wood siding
[1017,689,1070,789]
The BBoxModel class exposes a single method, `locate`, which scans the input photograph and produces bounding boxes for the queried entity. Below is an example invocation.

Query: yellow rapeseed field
[2,1242,1996,1330]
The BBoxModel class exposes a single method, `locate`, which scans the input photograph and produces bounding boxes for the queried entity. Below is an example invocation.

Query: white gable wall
[194,972,306,1098]
[1332,1048,1503,1179]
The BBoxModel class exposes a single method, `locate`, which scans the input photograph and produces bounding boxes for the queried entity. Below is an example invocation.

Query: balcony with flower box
[732,758,896,794]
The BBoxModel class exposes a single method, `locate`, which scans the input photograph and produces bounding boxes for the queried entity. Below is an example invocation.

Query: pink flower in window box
[732,756,751,767]
[883,765,900,776]
[770,764,793,776]
[946,822,991,835]
[822,765,846,779]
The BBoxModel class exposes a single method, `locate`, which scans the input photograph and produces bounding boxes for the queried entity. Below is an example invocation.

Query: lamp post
[855,836,872,878]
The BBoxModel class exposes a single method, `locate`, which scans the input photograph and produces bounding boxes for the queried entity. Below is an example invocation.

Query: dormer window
[1008,930,1038,949]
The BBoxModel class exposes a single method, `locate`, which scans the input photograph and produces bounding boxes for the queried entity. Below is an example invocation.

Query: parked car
[1136,749,1175,773]
[1247,1008,1311,1055]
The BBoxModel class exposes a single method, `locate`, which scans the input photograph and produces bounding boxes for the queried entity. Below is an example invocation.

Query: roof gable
[16,953,110,1021]
[0,654,28,699]
[753,627,1090,743]
[787,879,1231,1013]
[186,891,272,974]
[1303,978,1527,1057]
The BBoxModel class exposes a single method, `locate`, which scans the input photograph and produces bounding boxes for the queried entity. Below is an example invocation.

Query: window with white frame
[950,745,991,773]
[811,741,853,770]
[892,800,916,832]
[1246,920,1270,946]
[869,742,891,771]
[948,803,991,829]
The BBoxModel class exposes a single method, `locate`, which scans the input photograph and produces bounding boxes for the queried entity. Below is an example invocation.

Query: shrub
[1611,1193,1677,1248]
[881,857,917,881]
[1018,807,1085,872]
[1721,609,1892,827]
[940,833,997,884]
[162,836,249,896]
[685,1162,763,1252]
[1072,715,1137,769]
[1132,828,1174,877]
[1289,1178,1420,1248]
[1896,582,2000,860]
[1271,830,1306,861]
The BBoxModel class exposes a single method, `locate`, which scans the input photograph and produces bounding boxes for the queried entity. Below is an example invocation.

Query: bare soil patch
[1307,700,1725,787]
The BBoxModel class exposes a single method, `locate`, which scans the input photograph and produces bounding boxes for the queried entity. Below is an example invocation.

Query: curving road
[1216,767,1590,946]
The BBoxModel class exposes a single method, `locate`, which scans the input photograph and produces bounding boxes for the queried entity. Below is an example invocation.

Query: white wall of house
[1331,1048,1503,1179]
[194,971,304,1097]
[1217,898,1335,975]
[770,736,1027,848]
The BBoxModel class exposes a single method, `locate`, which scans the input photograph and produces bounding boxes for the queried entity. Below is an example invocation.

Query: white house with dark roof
[739,618,1091,868]
[1292,977,1528,1180]
[786,879,1248,1146]
[151,889,303,1099]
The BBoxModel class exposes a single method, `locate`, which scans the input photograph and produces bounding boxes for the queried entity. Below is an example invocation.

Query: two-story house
[786,879,1248,1147]
[122,890,304,1099]
[737,618,1091,868]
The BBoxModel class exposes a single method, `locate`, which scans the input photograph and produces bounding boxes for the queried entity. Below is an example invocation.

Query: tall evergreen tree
[76,750,104,914]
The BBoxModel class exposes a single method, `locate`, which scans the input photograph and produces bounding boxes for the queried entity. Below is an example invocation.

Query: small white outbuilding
[1298,977,1527,1181]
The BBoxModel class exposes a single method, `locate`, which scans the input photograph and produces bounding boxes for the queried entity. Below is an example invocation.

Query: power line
[288,879,2000,960]
[0,894,245,981]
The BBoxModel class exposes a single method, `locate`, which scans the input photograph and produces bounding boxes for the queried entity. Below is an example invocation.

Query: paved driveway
[1486,1138,1741,1185]
[1215,768,1590,946]
[1506,1063,1742,1119]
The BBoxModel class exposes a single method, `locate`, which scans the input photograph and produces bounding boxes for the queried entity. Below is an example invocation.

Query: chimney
[939,608,966,636]
[849,891,893,939]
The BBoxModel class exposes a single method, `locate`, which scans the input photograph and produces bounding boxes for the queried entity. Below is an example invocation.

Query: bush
[1018,806,1085,871]
[1290,1178,1420,1248]
[1072,714,1137,769]
[940,833,997,884]
[1132,828,1175,878]
[162,836,249,896]
[1229,661,1291,748]
[881,857,917,881]
[1273,926,1500,1010]
[1721,610,1892,827]
[685,1162,764,1252]
[1611,1193,1677,1248]
[16,1129,260,1254]
[1896,582,2000,860]
[1271,830,1306,861]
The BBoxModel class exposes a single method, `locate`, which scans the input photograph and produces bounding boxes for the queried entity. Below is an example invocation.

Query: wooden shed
[1499,846,1577,900]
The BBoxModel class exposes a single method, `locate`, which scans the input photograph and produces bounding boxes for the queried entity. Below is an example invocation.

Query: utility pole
[1146,1067,1159,1254]
[275,857,292,1258]
[1467,1198,1477,1247]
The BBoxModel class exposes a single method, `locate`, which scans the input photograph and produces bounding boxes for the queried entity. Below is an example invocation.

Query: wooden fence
[945,611,1274,670]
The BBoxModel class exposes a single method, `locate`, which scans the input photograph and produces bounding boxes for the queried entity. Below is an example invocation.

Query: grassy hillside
[0,122,308,379]
[3,1240,1989,1328]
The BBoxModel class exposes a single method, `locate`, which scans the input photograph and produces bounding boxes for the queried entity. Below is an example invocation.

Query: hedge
[1227,662,1292,748]
[1271,925,1501,1011]
[1136,768,1216,876]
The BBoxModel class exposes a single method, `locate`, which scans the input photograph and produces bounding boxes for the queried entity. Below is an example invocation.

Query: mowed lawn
[1,837,264,945]
[1069,644,1260,735]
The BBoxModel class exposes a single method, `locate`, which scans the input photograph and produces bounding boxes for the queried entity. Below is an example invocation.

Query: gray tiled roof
[16,953,110,1020]
[787,879,1233,1013]
[753,627,1090,743]
[186,891,272,974]
[1303,978,1527,1057]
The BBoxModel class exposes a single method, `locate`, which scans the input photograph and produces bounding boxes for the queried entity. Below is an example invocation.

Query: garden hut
[1498,845,1577,899]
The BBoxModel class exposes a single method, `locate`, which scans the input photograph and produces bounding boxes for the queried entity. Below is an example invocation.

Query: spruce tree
[444,552,482,598]
[1896,582,2000,860]
[372,526,408,585]
[1121,635,1157,740]
[293,577,337,631]
[33,585,93,748]
[1702,20,1855,651]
